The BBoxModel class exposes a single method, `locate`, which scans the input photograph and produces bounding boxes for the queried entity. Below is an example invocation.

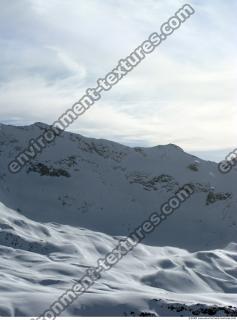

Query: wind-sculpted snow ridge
[0,202,237,317]
[0,123,236,251]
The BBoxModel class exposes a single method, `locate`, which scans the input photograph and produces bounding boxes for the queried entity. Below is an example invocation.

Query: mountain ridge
[0,122,236,251]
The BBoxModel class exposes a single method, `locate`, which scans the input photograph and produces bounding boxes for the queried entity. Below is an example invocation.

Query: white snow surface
[0,202,237,317]
[0,123,236,316]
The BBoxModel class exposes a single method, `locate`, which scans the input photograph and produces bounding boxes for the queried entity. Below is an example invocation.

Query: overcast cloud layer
[0,0,236,161]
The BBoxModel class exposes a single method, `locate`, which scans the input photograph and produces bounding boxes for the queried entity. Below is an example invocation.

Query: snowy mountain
[0,122,236,250]
[0,122,236,316]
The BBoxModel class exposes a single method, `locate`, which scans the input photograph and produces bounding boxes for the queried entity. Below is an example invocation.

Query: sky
[0,0,236,161]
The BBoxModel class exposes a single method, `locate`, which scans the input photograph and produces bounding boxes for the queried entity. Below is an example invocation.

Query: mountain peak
[32,122,51,129]
[152,143,184,153]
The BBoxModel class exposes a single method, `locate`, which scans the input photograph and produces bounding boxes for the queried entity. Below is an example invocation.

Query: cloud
[0,0,236,160]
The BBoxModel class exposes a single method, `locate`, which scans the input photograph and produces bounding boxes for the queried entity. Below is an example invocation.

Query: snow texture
[0,123,236,316]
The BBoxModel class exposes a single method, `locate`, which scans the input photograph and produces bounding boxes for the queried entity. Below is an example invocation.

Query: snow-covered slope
[0,202,237,317]
[0,122,236,251]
